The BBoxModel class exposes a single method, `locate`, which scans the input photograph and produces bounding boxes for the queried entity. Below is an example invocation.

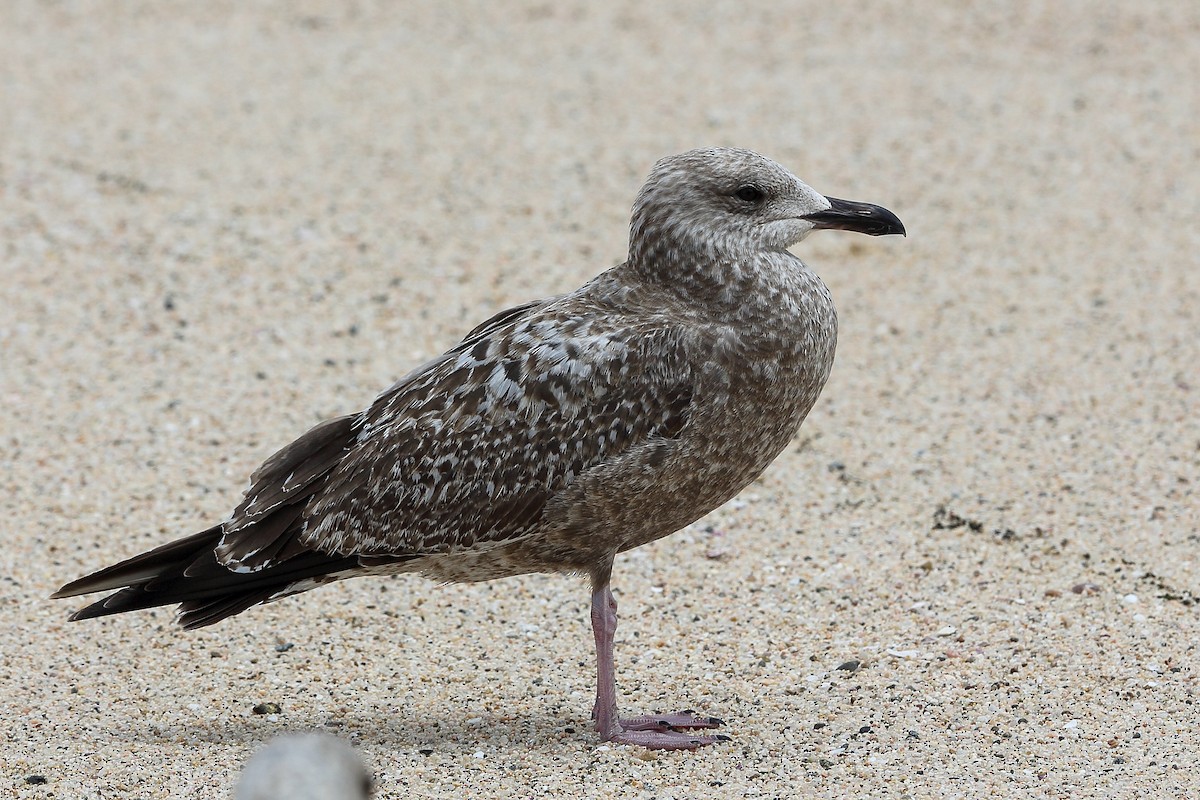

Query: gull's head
[629,147,904,265]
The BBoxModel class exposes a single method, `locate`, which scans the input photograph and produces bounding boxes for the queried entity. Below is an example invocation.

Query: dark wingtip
[50,525,226,603]
[51,579,108,601]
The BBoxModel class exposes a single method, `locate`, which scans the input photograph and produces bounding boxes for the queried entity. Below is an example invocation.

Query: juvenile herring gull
[54,147,904,750]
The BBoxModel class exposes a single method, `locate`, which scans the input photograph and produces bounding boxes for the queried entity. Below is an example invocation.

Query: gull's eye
[734,185,765,203]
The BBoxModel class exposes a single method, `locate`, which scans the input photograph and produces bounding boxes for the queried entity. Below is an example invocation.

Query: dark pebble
[252,702,282,715]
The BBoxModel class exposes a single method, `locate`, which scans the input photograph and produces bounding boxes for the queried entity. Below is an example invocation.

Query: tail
[51,524,370,630]
[52,413,415,629]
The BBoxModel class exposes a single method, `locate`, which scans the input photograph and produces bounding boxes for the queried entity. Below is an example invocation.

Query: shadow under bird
[54,147,904,750]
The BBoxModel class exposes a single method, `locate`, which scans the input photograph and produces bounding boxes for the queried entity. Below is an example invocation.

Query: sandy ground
[2,1,1198,798]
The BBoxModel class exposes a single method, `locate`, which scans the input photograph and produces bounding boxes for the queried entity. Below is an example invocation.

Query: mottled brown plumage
[53,147,904,749]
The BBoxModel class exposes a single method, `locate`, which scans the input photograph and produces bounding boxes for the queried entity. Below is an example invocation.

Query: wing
[56,294,697,627]
[295,309,696,557]
[213,294,562,568]
[206,298,561,573]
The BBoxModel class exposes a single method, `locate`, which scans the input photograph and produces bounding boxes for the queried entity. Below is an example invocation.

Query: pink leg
[590,583,728,750]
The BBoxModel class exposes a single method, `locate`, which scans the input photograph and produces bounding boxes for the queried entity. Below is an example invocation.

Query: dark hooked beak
[803,197,906,237]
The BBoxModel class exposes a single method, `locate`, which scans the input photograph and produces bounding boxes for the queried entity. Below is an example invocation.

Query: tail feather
[53,412,409,629]
[54,523,411,628]
[176,589,280,630]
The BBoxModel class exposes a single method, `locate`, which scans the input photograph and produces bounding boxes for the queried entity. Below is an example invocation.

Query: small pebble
[235,733,369,800]
[886,648,921,658]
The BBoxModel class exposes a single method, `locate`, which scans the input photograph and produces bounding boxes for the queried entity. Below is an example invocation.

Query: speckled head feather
[629,148,833,269]
[53,147,904,749]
